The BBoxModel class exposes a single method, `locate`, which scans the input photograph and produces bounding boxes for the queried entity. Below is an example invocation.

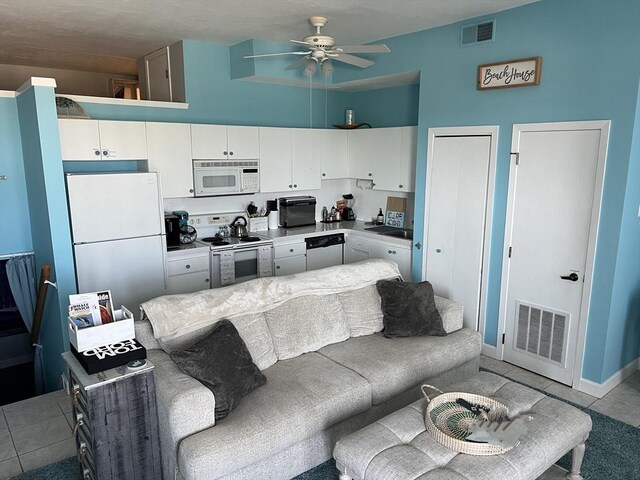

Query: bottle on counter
[321,206,328,222]
[377,208,384,225]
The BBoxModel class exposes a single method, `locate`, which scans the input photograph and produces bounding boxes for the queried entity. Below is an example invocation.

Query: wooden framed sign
[477,56,542,90]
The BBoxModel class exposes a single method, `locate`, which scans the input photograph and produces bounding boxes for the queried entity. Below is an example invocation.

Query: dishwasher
[305,233,345,271]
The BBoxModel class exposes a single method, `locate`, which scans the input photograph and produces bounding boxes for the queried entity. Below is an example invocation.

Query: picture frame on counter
[477,56,542,90]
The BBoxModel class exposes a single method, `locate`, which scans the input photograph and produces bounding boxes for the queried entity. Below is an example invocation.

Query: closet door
[424,135,491,331]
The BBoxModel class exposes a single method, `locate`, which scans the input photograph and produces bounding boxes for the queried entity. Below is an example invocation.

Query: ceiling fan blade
[335,44,390,54]
[333,53,374,68]
[290,39,314,46]
[244,51,311,59]
[285,57,310,70]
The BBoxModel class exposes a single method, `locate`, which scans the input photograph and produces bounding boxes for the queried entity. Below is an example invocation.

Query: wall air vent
[461,20,495,46]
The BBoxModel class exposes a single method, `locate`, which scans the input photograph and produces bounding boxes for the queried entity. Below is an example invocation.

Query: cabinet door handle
[290,248,294,252]
[229,151,234,156]
[293,184,297,188]
[399,184,403,188]
[71,384,81,408]
[223,151,228,156]
[288,184,292,188]
[94,149,101,156]
[368,173,372,177]
[322,173,326,177]
[72,415,84,435]
[205,278,210,283]
[189,188,194,193]
[185,264,191,269]
[276,265,281,269]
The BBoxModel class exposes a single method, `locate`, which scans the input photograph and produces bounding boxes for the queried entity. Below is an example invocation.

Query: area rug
[10,370,639,480]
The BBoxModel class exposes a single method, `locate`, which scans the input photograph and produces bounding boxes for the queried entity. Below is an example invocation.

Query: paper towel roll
[268,212,279,229]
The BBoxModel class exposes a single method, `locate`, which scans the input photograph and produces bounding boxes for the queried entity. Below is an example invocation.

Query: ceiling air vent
[461,20,495,46]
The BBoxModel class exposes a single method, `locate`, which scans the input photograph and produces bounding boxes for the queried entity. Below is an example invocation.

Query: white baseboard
[577,357,639,398]
[481,343,500,359]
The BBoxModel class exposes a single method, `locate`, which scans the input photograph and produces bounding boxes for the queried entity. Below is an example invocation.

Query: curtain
[6,254,45,394]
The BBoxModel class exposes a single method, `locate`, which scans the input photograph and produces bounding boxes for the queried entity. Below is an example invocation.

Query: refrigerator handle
[155,172,166,235]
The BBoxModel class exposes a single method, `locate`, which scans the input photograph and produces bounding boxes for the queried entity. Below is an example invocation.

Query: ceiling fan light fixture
[321,59,334,76]
[303,58,317,76]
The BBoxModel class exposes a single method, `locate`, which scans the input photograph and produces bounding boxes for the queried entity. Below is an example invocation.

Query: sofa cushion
[264,294,351,360]
[177,352,372,479]
[156,312,277,371]
[337,285,384,336]
[434,296,464,333]
[170,320,267,420]
[376,280,447,338]
[319,329,482,405]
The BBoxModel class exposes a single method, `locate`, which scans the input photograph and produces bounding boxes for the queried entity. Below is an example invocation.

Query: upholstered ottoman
[334,372,592,480]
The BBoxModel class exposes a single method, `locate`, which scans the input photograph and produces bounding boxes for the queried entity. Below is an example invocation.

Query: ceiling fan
[244,16,390,76]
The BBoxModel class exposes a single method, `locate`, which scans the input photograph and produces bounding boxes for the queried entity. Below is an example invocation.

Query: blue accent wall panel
[0,97,32,255]
[17,86,76,391]
[349,84,420,127]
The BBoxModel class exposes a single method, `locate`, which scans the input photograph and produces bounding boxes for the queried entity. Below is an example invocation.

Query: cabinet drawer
[274,243,306,258]
[167,255,209,276]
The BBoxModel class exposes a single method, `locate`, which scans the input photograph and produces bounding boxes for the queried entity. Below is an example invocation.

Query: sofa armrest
[135,319,161,350]
[434,295,464,333]
[148,349,216,480]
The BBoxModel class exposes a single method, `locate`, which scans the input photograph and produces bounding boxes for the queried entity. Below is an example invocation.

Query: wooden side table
[62,352,162,480]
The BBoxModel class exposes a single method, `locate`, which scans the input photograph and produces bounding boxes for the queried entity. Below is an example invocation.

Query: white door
[348,129,374,179]
[227,126,259,159]
[191,124,228,159]
[98,120,147,160]
[75,236,166,318]
[259,127,292,192]
[321,130,349,179]
[291,129,321,191]
[58,119,102,160]
[145,47,172,102]
[371,128,403,191]
[147,122,193,198]
[502,122,609,385]
[424,135,492,331]
[67,172,163,243]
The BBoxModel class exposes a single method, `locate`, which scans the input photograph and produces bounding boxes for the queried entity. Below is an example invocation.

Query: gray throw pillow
[376,280,447,338]
[170,319,266,420]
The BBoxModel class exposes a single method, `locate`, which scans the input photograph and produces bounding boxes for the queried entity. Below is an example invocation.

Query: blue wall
[349,84,420,128]
[332,0,640,383]
[17,85,76,391]
[0,97,32,255]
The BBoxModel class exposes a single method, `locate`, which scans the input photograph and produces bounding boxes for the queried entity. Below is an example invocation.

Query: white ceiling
[0,0,538,75]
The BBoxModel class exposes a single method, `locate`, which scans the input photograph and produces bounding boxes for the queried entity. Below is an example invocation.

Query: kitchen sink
[383,229,413,240]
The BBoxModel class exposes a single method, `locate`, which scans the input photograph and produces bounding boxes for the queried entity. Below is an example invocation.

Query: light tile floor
[0,358,638,479]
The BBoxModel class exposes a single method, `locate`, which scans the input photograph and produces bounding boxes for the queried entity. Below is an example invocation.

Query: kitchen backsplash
[163,178,413,227]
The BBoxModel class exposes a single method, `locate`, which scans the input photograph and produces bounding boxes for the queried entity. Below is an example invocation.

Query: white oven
[210,244,273,287]
[193,160,260,197]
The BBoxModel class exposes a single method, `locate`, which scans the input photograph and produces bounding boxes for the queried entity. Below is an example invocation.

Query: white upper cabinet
[347,127,416,192]
[191,124,259,159]
[259,127,321,193]
[291,129,322,191]
[58,119,147,161]
[348,129,375,179]
[259,127,292,192]
[146,122,193,198]
[321,130,349,179]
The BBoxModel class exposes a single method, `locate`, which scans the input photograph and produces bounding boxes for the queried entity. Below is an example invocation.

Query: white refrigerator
[66,172,167,317]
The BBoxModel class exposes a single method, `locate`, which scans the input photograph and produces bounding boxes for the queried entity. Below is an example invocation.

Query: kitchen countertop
[261,220,414,246]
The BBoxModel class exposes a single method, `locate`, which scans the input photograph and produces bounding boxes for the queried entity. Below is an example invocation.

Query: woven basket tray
[421,384,511,456]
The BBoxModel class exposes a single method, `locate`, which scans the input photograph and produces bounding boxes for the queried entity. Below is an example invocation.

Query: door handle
[560,273,579,282]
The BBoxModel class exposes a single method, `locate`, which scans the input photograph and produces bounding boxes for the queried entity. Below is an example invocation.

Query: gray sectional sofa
[135,260,482,480]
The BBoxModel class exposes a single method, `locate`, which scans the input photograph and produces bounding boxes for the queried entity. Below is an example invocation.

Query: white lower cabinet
[166,248,210,294]
[368,239,412,280]
[344,235,371,264]
[273,241,306,276]
[344,234,411,279]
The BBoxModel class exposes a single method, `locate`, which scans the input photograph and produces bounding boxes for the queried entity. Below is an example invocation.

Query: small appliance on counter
[165,214,181,249]
[342,194,356,221]
[172,210,197,244]
[267,199,279,229]
[279,196,316,228]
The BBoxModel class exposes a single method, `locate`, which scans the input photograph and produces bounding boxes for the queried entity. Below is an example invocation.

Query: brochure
[68,290,115,328]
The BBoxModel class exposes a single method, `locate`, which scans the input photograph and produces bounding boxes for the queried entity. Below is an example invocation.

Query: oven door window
[234,249,259,281]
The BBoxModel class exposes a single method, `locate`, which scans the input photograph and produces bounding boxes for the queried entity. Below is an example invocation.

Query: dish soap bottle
[376,208,384,225]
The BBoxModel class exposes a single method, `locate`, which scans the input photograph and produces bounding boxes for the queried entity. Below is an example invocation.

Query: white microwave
[193,160,260,197]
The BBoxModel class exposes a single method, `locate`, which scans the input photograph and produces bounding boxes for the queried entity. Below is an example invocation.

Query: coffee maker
[342,194,356,221]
